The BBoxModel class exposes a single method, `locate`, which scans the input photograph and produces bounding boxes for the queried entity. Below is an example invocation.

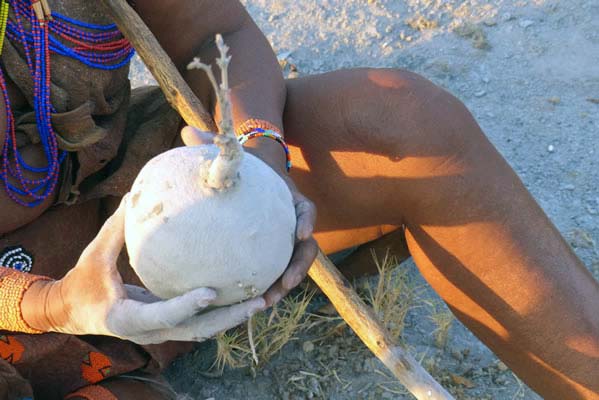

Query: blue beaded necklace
[0,0,134,207]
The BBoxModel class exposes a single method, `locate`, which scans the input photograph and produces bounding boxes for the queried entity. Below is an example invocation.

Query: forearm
[184,21,285,130]
[135,0,288,173]
[184,16,288,173]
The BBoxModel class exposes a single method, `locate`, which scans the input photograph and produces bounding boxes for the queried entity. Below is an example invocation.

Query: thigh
[283,68,442,253]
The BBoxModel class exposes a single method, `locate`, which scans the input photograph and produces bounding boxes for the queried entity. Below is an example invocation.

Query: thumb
[81,194,128,265]
[181,126,216,146]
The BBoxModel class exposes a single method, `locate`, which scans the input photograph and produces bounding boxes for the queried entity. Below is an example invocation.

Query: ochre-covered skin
[125,146,296,305]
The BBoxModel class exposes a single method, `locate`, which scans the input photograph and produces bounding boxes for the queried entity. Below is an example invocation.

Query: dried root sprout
[187,34,242,190]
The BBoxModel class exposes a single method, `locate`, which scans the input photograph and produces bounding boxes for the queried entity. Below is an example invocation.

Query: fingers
[80,194,129,264]
[107,287,217,336]
[128,297,265,345]
[283,237,318,290]
[179,297,266,340]
[181,126,216,146]
[263,280,286,308]
[261,185,318,307]
[294,194,316,241]
[263,237,318,307]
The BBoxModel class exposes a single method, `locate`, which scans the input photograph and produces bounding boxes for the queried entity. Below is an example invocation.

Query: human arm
[0,141,264,340]
[14,196,264,343]
[0,93,253,340]
[133,0,318,305]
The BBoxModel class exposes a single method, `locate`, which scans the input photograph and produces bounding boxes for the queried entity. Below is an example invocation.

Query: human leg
[283,68,599,399]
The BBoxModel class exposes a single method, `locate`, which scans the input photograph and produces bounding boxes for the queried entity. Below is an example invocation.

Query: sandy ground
[131,0,599,398]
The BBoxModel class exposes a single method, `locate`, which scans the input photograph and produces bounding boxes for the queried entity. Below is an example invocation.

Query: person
[0,0,596,399]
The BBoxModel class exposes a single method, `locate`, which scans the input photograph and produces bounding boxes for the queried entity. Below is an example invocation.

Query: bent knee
[346,68,482,160]
[285,67,486,173]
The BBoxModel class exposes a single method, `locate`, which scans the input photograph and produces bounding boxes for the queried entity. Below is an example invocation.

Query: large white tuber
[124,35,296,306]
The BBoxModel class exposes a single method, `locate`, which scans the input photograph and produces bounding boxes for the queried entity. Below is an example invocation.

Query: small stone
[519,19,535,28]
[562,184,576,191]
[494,376,509,385]
[547,144,555,153]
[547,96,561,105]
[365,25,380,39]
[502,13,514,22]
[497,361,509,371]
[303,341,315,353]
[474,90,487,97]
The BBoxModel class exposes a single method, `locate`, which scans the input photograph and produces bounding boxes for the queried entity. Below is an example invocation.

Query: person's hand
[262,176,318,306]
[23,195,265,345]
[181,126,319,308]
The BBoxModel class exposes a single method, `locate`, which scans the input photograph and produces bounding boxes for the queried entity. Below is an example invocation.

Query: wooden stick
[310,252,453,399]
[99,0,215,132]
[99,1,454,398]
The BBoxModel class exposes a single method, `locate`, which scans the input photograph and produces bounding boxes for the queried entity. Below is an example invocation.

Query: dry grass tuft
[361,249,417,340]
[212,288,315,373]
[454,22,490,49]
[428,302,454,349]
[213,327,249,372]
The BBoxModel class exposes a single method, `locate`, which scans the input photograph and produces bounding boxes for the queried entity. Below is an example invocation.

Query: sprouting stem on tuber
[187,34,243,190]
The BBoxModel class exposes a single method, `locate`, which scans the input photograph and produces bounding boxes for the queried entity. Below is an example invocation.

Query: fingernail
[196,288,217,307]
[284,274,301,290]
[197,296,215,308]
[298,225,313,241]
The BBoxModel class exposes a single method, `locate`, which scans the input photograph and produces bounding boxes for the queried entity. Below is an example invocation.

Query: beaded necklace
[0,0,134,207]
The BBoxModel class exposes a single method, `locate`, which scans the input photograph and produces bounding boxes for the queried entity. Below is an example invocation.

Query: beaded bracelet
[0,267,51,334]
[236,119,292,171]
[237,128,292,172]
